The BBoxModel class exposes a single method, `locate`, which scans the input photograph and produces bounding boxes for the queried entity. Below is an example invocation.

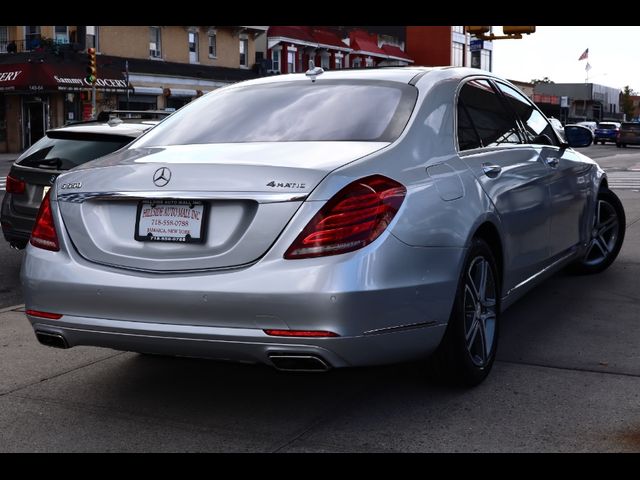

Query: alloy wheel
[583,199,620,267]
[463,256,497,367]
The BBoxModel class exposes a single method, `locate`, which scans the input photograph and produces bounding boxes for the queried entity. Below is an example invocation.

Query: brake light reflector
[26,309,63,319]
[264,329,339,337]
[30,191,60,251]
[6,175,26,194]
[284,175,406,259]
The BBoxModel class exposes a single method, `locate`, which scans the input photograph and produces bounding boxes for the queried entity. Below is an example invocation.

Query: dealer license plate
[135,199,207,243]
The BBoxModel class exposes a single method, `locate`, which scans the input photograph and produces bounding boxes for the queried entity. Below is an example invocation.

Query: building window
[481,50,492,71]
[25,26,41,51]
[452,26,465,34]
[365,57,374,68]
[272,50,280,72]
[287,51,295,73]
[0,26,7,53]
[452,42,464,67]
[149,26,162,58]
[86,26,99,51]
[335,55,343,70]
[208,31,217,58]
[188,31,199,64]
[353,57,362,68]
[54,26,68,44]
[321,53,330,69]
[239,38,248,67]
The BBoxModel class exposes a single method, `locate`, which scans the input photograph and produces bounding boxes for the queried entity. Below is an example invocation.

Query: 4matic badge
[266,180,306,189]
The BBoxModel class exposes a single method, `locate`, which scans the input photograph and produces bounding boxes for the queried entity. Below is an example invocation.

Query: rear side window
[131,80,418,145]
[17,135,132,170]
[621,123,640,131]
[494,82,559,147]
[457,79,521,151]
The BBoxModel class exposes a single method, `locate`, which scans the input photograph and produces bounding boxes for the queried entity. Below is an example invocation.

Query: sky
[491,26,640,92]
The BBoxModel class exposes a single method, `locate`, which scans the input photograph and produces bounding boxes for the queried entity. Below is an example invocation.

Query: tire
[428,238,500,387]
[571,188,625,275]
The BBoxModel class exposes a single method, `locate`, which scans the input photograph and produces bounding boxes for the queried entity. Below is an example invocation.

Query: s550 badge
[60,182,82,190]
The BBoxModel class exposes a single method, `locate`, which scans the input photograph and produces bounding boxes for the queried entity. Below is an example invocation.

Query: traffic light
[502,26,536,35]
[86,47,97,84]
[466,26,491,35]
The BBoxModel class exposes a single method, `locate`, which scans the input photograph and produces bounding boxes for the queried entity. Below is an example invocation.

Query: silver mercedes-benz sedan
[21,67,625,386]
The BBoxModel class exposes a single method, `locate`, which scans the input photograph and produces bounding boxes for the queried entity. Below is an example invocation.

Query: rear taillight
[284,175,406,259]
[25,309,63,319]
[6,175,26,194]
[30,191,59,251]
[264,329,339,337]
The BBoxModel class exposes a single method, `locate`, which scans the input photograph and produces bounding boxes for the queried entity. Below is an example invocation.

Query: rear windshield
[598,123,618,129]
[131,80,418,146]
[621,123,640,131]
[17,134,132,170]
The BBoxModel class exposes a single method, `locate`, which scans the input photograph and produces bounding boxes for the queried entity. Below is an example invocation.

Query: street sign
[470,40,484,52]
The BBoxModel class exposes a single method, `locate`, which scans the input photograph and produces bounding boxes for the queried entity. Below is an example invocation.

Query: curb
[0,304,25,313]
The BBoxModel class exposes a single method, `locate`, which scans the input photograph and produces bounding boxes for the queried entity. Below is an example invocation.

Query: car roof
[47,119,158,138]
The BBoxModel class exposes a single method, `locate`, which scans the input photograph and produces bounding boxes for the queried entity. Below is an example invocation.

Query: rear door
[457,78,551,294]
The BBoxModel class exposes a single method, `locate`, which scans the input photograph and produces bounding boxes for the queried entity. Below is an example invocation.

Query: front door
[456,78,552,294]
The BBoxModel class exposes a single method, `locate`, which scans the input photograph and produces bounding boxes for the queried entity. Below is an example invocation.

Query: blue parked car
[594,122,621,145]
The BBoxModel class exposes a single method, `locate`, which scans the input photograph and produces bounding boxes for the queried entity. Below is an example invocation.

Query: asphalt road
[1,144,640,452]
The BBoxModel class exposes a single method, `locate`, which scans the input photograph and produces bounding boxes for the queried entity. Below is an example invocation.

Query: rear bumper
[22,228,465,367]
[28,314,447,368]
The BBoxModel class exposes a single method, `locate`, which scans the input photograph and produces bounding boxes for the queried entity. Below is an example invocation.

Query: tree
[621,85,636,120]
[531,77,554,85]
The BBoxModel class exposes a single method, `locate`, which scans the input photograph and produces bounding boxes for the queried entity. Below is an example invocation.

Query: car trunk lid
[56,142,387,272]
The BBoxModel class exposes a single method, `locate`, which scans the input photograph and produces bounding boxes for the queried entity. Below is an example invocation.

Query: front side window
[457,79,521,151]
[495,82,559,146]
[149,27,161,58]
[131,80,418,146]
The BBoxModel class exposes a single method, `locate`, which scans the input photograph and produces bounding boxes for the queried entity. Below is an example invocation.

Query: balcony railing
[0,37,73,54]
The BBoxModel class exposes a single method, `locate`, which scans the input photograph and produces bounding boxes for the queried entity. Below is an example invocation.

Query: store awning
[0,61,131,93]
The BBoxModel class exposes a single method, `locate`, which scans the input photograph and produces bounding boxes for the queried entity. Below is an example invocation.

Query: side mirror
[564,125,593,148]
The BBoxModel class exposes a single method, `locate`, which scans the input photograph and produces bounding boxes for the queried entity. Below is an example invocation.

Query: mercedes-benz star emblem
[153,167,171,187]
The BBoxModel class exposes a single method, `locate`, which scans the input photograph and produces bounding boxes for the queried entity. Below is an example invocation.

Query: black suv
[1,111,170,249]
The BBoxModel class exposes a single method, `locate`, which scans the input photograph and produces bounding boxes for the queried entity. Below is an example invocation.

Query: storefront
[0,56,131,153]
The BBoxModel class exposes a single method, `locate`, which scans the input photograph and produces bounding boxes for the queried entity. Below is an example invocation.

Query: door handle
[482,163,502,177]
[544,157,559,168]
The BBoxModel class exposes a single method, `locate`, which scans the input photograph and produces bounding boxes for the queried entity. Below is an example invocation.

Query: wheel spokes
[463,256,497,367]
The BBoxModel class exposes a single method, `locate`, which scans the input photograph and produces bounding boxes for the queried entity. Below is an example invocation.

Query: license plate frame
[134,199,208,244]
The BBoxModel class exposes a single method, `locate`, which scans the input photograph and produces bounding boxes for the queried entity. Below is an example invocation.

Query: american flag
[578,48,589,61]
